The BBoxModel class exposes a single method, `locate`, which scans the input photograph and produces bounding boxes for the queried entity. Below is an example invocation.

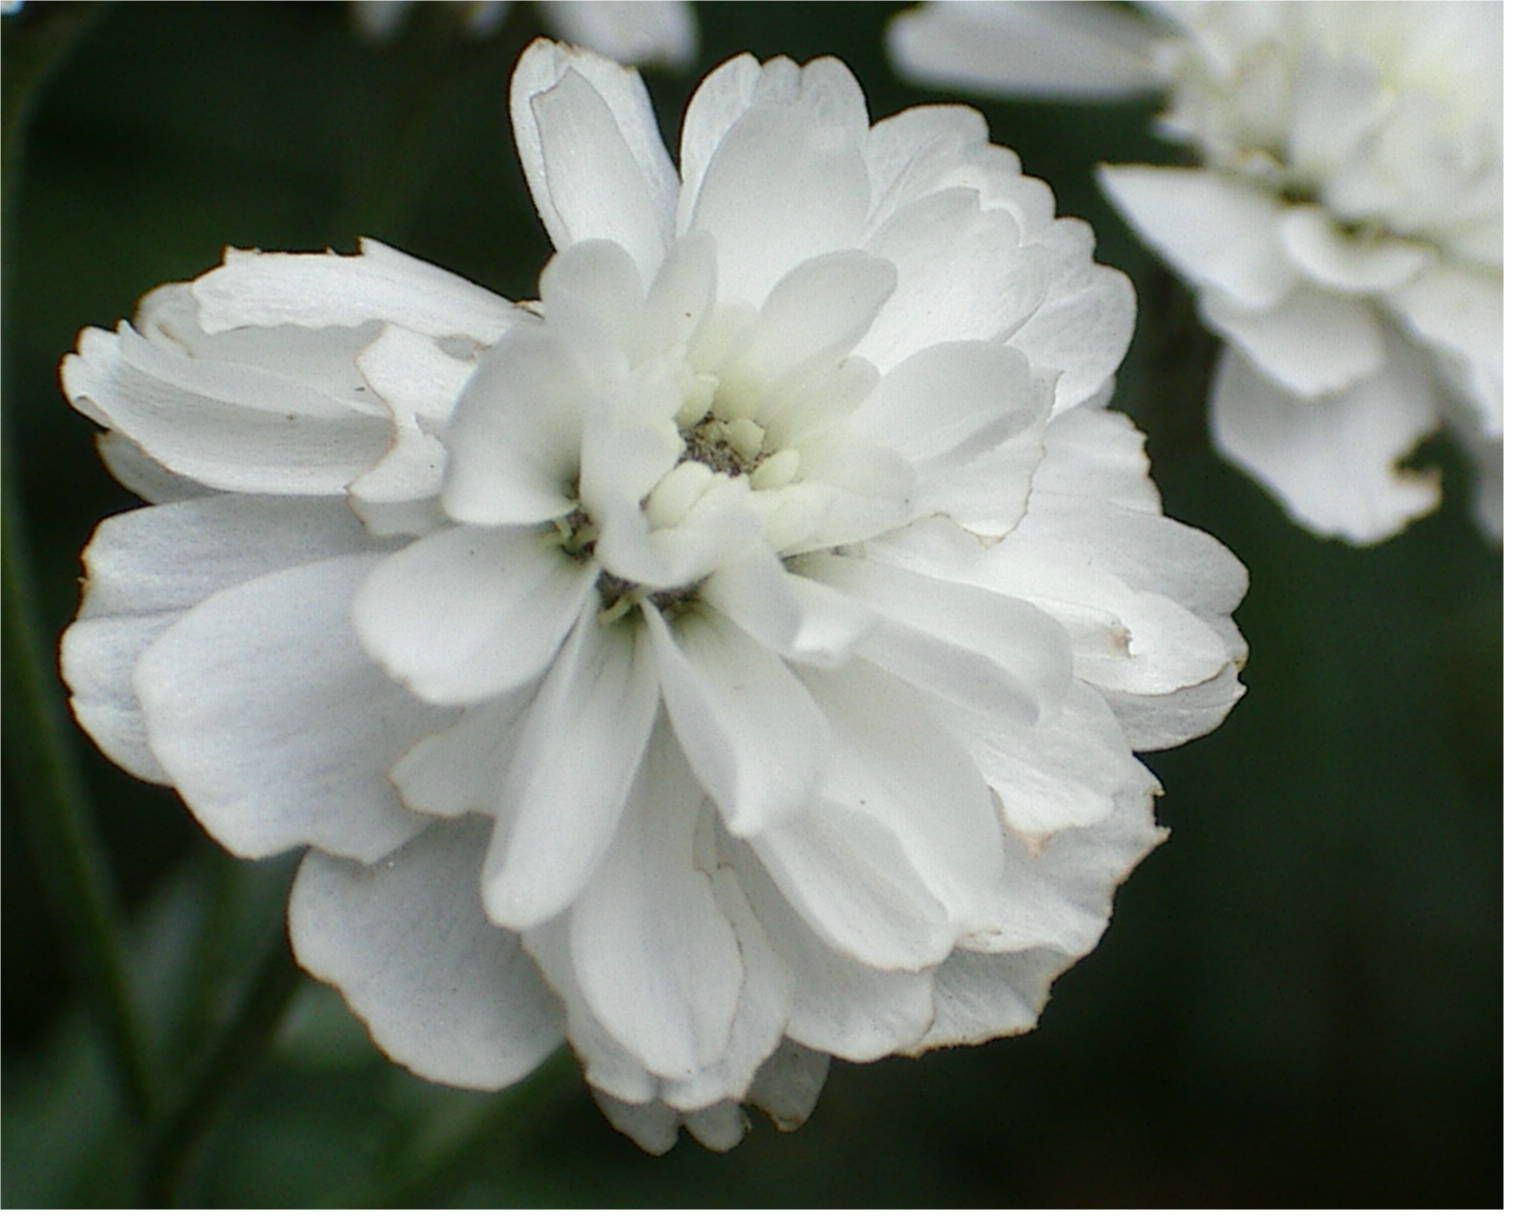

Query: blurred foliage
[2,1,1501,1207]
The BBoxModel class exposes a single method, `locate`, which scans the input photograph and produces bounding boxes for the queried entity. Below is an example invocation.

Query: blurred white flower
[891,1,1503,545]
[353,0,697,69]
[61,41,1246,1152]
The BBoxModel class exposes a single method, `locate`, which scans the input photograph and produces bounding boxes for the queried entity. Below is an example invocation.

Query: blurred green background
[2,1,1501,1207]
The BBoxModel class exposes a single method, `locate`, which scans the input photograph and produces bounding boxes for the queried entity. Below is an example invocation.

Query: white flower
[890,1,1504,545]
[352,0,697,69]
[60,41,1246,1153]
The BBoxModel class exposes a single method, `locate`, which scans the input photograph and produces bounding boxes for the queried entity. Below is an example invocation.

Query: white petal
[702,550,878,670]
[805,555,1072,725]
[135,554,450,863]
[682,1102,749,1152]
[888,0,1164,100]
[354,323,476,428]
[745,1041,831,1132]
[440,325,590,527]
[511,39,677,276]
[591,1093,680,1155]
[191,240,522,343]
[1388,262,1503,431]
[61,325,392,496]
[1201,285,1387,398]
[569,733,744,1081]
[678,54,869,241]
[725,835,937,1058]
[938,679,1148,840]
[752,799,953,973]
[1101,662,1246,752]
[62,495,379,784]
[735,250,897,381]
[522,916,660,1104]
[537,239,646,372]
[1287,43,1387,177]
[857,189,1047,369]
[482,608,659,929]
[686,73,871,304]
[538,0,697,69]
[963,770,1165,959]
[657,862,795,1112]
[1011,221,1136,413]
[288,820,564,1089]
[354,525,595,705]
[1098,166,1297,310]
[644,604,830,837]
[389,689,536,818]
[863,103,990,223]
[912,947,1060,1051]
[1028,404,1160,513]
[852,340,1045,472]
[1277,206,1431,295]
[803,661,1005,929]
[1211,345,1442,545]
[95,433,210,505]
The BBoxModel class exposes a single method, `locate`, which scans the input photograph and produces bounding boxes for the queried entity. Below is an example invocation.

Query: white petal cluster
[891,1,1504,545]
[61,42,1246,1152]
[352,0,697,69]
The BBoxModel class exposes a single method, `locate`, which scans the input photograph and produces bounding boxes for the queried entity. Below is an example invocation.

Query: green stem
[361,1050,581,1208]
[0,506,160,1123]
[138,925,305,1207]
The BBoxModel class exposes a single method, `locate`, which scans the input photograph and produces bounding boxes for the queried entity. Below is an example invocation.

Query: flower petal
[288,820,564,1089]
[751,799,953,973]
[857,189,1047,369]
[569,732,744,1081]
[1277,205,1432,295]
[735,250,897,381]
[62,495,380,785]
[658,862,795,1111]
[678,54,869,240]
[852,339,1046,472]
[354,525,595,705]
[441,325,591,526]
[95,432,210,505]
[726,836,935,1058]
[1011,221,1136,413]
[1211,344,1441,544]
[511,39,678,277]
[482,609,659,929]
[805,554,1072,725]
[803,661,1005,930]
[1098,165,1297,311]
[1387,262,1503,432]
[686,68,871,304]
[192,240,522,344]
[702,548,878,669]
[135,553,450,863]
[389,689,536,818]
[888,0,1164,100]
[643,604,830,837]
[1201,285,1387,398]
[745,1040,831,1131]
[61,324,392,496]
[538,0,697,70]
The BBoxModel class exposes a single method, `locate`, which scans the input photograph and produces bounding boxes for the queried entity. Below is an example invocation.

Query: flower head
[891,1,1504,545]
[61,41,1246,1152]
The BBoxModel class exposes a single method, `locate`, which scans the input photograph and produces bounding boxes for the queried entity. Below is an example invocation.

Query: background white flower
[61,40,1246,1153]
[890,1,1504,546]
[352,0,697,69]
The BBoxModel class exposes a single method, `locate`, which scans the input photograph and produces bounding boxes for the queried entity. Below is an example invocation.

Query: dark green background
[2,2,1501,1206]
